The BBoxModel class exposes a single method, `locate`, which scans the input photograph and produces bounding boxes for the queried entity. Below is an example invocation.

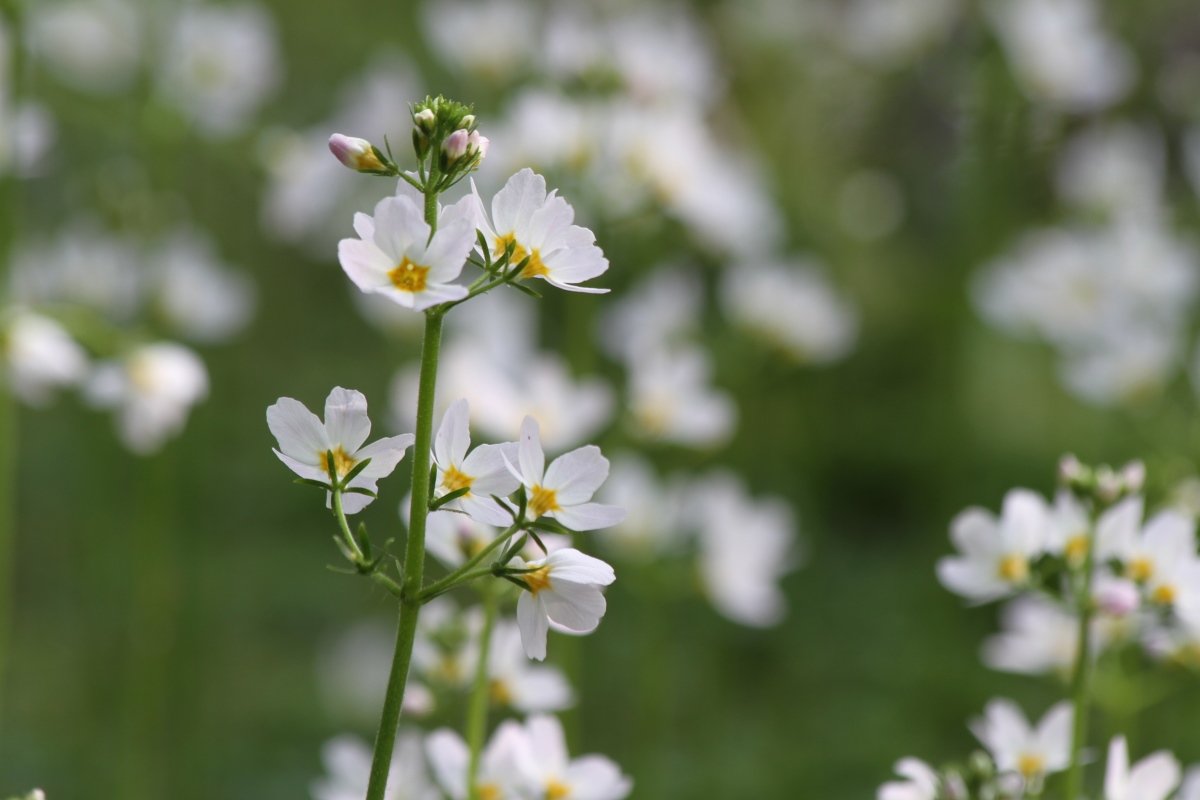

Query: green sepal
[332,534,357,562]
[476,230,493,270]
[294,478,334,491]
[428,462,440,503]
[514,484,528,523]
[509,282,542,299]
[527,529,548,555]
[500,574,531,591]
[326,564,357,575]
[357,522,372,561]
[491,494,518,521]
[344,487,378,498]
[497,533,529,566]
[341,457,373,488]
[529,518,570,534]
[430,486,471,511]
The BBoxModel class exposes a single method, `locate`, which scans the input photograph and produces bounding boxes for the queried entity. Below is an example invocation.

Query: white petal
[352,211,375,241]
[338,238,395,292]
[353,434,416,478]
[541,581,605,633]
[543,445,609,505]
[550,503,626,532]
[545,549,616,585]
[434,398,471,469]
[492,168,547,236]
[324,387,371,452]
[517,415,545,485]
[1127,752,1181,800]
[1035,701,1075,771]
[524,714,570,776]
[426,729,469,800]
[1106,736,1130,800]
[267,397,329,463]
[373,194,428,262]
[566,756,633,800]
[517,591,549,661]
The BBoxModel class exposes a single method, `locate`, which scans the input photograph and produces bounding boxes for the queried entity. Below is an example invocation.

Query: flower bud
[1095,577,1140,616]
[943,770,969,800]
[1058,453,1089,489]
[461,114,475,129]
[1095,465,1122,503]
[968,750,995,779]
[1121,460,1146,495]
[442,129,469,163]
[995,772,1025,799]
[414,108,436,133]
[328,133,385,172]
[468,130,489,161]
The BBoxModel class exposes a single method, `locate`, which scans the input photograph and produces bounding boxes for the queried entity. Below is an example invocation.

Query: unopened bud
[328,134,385,172]
[27,792,46,800]
[1095,577,1140,616]
[1096,465,1122,503]
[414,108,436,133]
[461,114,475,129]
[968,750,995,779]
[442,129,469,163]
[1059,453,1089,488]
[942,770,969,800]
[995,772,1025,799]
[468,130,489,161]
[1121,460,1146,495]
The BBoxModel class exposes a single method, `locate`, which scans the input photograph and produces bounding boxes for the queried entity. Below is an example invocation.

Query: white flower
[338,185,476,311]
[433,398,520,526]
[878,757,939,800]
[598,265,703,364]
[970,699,1073,779]
[1043,489,1091,566]
[266,387,414,514]
[472,168,610,294]
[521,714,633,800]
[312,732,438,800]
[154,229,257,344]
[1096,499,1200,616]
[721,260,858,364]
[838,0,959,69]
[411,601,481,689]
[12,224,143,321]
[1056,122,1163,220]
[426,723,536,800]
[507,416,624,531]
[982,596,1080,676]
[86,342,209,454]
[1104,736,1181,800]
[691,471,799,627]
[595,454,689,561]
[1179,766,1200,800]
[425,509,499,569]
[27,0,141,94]
[511,548,616,661]
[316,619,432,726]
[158,3,282,137]
[2,311,88,406]
[488,619,574,712]
[626,346,736,447]
[937,489,1048,602]
[422,0,537,81]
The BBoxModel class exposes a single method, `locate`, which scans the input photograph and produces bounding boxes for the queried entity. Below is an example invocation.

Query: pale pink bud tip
[1095,579,1140,616]
[1121,460,1146,494]
[442,129,469,161]
[328,133,384,172]
[469,131,489,160]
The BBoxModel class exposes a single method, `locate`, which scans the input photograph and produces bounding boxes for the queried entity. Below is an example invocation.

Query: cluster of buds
[1058,453,1145,505]
[411,96,489,175]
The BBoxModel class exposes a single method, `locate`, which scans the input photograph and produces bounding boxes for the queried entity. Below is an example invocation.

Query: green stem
[331,488,365,563]
[417,525,519,602]
[1063,513,1099,800]
[465,589,499,800]
[0,390,14,734]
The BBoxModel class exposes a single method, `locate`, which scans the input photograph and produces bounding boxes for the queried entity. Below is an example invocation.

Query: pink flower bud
[1058,453,1086,485]
[1095,577,1140,617]
[1121,460,1146,495]
[442,129,469,162]
[328,134,384,172]
[468,130,489,160]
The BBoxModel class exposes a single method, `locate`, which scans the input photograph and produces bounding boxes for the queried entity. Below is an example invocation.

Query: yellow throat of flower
[495,233,549,279]
[529,485,560,518]
[997,553,1029,583]
[322,446,356,480]
[1017,753,1045,777]
[523,566,553,596]
[1064,534,1089,564]
[441,464,475,494]
[389,256,430,293]
[546,780,572,800]
[1127,557,1154,583]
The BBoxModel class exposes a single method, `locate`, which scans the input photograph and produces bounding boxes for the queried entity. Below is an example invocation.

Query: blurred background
[3,0,1200,797]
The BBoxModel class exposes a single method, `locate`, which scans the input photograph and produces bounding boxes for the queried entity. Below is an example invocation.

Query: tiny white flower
[312,731,438,800]
[27,0,141,94]
[1043,489,1091,566]
[595,454,689,561]
[626,346,737,448]
[86,342,209,454]
[266,387,414,514]
[154,229,257,344]
[970,699,1073,779]
[1104,736,1181,800]
[507,416,625,531]
[1096,500,1200,616]
[878,757,939,800]
[472,168,610,294]
[338,185,476,311]
[2,311,88,406]
[982,596,1080,676]
[511,548,616,661]
[522,714,633,800]
[488,619,574,712]
[937,489,1048,602]
[433,398,520,526]
[427,722,537,800]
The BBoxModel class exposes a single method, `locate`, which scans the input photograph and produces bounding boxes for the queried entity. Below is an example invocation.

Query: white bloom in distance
[27,0,142,94]
[981,596,1081,676]
[522,714,633,800]
[488,619,574,712]
[2,311,88,406]
[312,732,439,800]
[512,548,616,661]
[433,398,520,526]
[970,699,1073,779]
[1104,736,1181,800]
[626,346,736,448]
[937,489,1048,602]
[426,723,536,800]
[878,758,939,800]
[266,387,414,514]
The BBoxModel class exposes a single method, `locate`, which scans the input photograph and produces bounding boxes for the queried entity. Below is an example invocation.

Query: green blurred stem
[417,525,519,602]
[331,487,365,563]
[1064,514,1098,800]
[465,588,498,800]
[0,391,15,733]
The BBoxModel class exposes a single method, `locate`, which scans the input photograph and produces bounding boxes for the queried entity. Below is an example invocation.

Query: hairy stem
[1063,512,1098,800]
[466,589,499,799]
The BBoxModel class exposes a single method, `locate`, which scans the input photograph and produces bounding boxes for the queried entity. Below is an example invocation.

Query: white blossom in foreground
[626,346,736,447]
[522,714,633,800]
[488,620,574,712]
[970,699,1073,780]
[433,398,520,526]
[472,169,610,293]
[981,596,1080,676]
[266,387,414,513]
[1104,736,1181,800]
[722,261,858,364]
[427,723,535,800]
[691,471,798,627]
[154,230,257,343]
[86,342,209,454]
[877,757,939,800]
[158,2,282,137]
[339,186,476,311]
[937,489,1047,602]
[2,311,88,406]
[511,548,616,661]
[312,732,438,800]
[26,0,142,94]
[507,416,624,531]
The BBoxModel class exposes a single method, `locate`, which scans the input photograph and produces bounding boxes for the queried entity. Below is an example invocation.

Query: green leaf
[294,478,334,491]
[430,486,471,510]
[497,533,529,566]
[344,487,378,498]
[341,457,373,488]
[509,282,543,299]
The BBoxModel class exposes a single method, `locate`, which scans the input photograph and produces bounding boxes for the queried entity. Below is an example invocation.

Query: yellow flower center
[489,678,513,706]
[441,464,474,494]
[477,783,500,800]
[1127,557,1154,582]
[523,566,553,595]
[998,554,1029,583]
[389,256,430,293]
[322,446,357,479]
[495,233,548,279]
[529,485,560,518]
[546,780,572,800]
[1152,584,1177,606]
[1018,753,1045,777]
[1064,534,1089,564]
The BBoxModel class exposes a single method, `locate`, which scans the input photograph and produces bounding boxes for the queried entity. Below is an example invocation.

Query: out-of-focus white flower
[521,714,633,800]
[472,169,610,294]
[316,618,432,725]
[595,454,689,560]
[422,0,536,81]
[1095,499,1200,619]
[937,489,1048,602]
[480,90,599,180]
[425,509,498,570]
[27,0,141,94]
[11,225,143,321]
[690,471,799,627]
[427,723,536,800]
[986,0,1134,113]
[154,230,256,343]
[339,185,476,311]
[312,732,438,800]
[2,311,88,406]
[488,619,574,712]
[511,548,616,661]
[507,416,624,531]
[266,387,414,513]
[599,265,703,365]
[626,346,736,448]
[1180,767,1200,800]
[1043,489,1090,566]
[722,260,858,364]
[837,0,958,69]
[603,7,719,108]
[1060,326,1180,406]
[878,757,939,800]
[981,596,1080,676]
[1142,623,1200,668]
[410,600,480,690]
[1056,123,1163,220]
[158,3,282,137]
[0,102,57,178]
[432,398,520,526]
[970,699,1073,779]
[1104,736,1181,800]
[87,341,209,454]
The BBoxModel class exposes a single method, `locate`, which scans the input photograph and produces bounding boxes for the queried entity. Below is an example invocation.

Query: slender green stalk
[417,525,519,602]
[331,487,365,562]
[0,390,15,734]
[466,589,499,800]
[1063,512,1098,800]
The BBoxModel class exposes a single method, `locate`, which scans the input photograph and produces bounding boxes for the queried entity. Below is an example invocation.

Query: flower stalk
[1063,505,1098,800]
[465,587,499,800]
